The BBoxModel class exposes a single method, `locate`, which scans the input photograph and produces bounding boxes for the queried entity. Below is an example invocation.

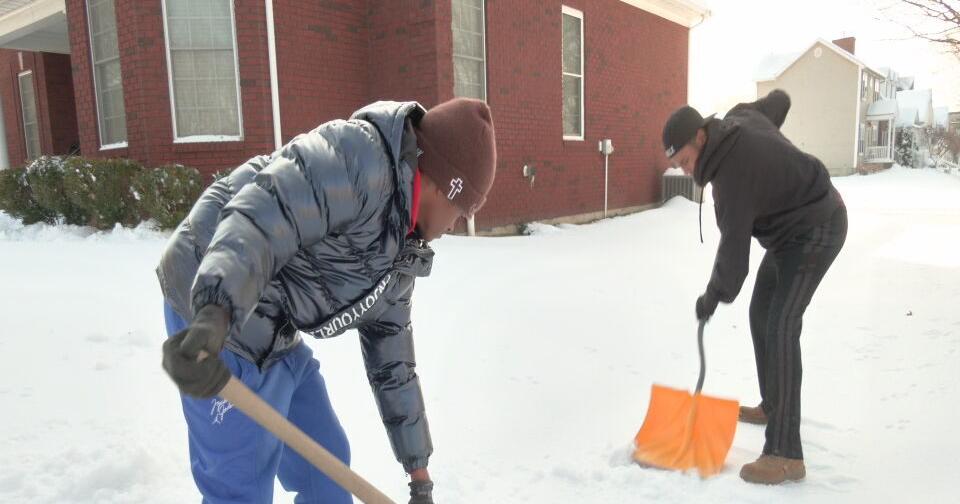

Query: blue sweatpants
[164,303,352,503]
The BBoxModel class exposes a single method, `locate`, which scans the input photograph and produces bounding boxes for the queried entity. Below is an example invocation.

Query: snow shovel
[632,320,739,477]
[197,352,396,504]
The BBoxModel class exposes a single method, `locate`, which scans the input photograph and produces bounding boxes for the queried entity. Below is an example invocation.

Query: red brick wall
[476,0,689,228]
[66,0,275,178]
[832,37,855,56]
[0,50,78,168]
[0,50,36,168]
[19,0,689,229]
[273,0,368,140]
[39,53,80,155]
[367,0,452,108]
[65,0,109,159]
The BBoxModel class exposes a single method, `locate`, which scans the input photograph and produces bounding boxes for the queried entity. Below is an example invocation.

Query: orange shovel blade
[633,384,739,477]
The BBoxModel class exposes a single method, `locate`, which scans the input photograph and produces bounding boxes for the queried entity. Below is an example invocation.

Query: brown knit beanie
[415,98,496,216]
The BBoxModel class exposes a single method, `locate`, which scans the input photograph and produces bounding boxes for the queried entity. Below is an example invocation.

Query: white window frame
[451,0,488,102]
[561,5,584,141]
[87,0,127,151]
[18,70,41,161]
[161,0,244,143]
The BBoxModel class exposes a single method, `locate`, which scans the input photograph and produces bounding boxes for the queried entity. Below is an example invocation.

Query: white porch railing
[865,145,893,162]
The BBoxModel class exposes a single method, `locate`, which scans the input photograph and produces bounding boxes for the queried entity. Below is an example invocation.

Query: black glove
[695,293,718,322]
[409,479,434,504]
[162,304,232,398]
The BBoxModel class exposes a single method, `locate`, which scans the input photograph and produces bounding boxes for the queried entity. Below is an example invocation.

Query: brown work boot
[739,404,768,425]
[740,455,806,485]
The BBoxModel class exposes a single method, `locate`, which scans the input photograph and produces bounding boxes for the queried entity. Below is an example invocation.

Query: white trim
[0,89,9,169]
[616,0,709,27]
[451,0,488,102]
[480,0,487,101]
[561,5,583,19]
[99,141,127,151]
[86,0,127,149]
[0,0,68,53]
[0,0,66,29]
[853,68,862,170]
[562,5,584,141]
[174,135,243,144]
[17,69,40,160]
[265,0,281,149]
[161,0,245,142]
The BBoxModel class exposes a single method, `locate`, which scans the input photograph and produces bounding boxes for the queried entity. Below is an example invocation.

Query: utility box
[662,172,703,203]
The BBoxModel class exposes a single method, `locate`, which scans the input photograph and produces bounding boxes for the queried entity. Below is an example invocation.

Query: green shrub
[2,156,207,230]
[132,164,203,229]
[62,157,143,229]
[0,166,53,224]
[24,156,88,225]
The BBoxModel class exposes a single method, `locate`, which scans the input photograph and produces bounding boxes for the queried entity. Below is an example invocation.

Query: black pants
[749,207,847,460]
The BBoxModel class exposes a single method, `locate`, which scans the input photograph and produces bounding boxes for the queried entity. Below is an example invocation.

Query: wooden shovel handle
[197,352,396,504]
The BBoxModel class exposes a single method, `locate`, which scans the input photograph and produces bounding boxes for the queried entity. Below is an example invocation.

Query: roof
[867,99,898,118]
[897,107,920,128]
[897,76,915,91]
[897,89,933,124]
[617,0,710,27]
[754,51,802,81]
[755,38,884,83]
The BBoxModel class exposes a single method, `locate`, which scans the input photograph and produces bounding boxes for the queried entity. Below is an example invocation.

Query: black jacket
[695,89,844,307]
[156,101,434,471]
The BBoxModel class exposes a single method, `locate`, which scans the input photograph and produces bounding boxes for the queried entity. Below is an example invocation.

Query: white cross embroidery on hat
[448,178,464,200]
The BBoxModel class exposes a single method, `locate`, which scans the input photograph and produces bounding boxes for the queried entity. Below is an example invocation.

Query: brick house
[0,0,708,231]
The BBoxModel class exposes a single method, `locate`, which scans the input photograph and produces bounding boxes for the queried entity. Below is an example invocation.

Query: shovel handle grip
[695,320,706,394]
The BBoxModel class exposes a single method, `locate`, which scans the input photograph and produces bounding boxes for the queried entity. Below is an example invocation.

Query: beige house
[755,37,893,175]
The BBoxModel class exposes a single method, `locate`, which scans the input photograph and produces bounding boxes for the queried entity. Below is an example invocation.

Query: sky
[688,0,960,115]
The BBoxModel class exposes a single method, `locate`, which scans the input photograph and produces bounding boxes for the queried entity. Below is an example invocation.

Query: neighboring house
[896,88,934,167]
[756,37,893,176]
[933,107,949,130]
[950,112,960,135]
[0,0,710,232]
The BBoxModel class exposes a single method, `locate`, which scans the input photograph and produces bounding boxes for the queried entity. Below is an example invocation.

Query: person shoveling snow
[157,99,496,503]
[655,90,848,485]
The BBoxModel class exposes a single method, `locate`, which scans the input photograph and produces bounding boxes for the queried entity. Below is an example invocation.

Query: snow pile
[1,168,959,503]
[0,212,168,243]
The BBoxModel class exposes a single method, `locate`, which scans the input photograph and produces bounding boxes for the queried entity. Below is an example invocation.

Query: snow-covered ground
[1,166,958,503]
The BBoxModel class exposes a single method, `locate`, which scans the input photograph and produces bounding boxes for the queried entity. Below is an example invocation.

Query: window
[162,0,242,141]
[452,0,486,101]
[562,6,583,140]
[87,0,127,148]
[18,71,40,160]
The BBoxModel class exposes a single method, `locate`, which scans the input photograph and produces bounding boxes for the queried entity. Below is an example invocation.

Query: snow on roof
[934,107,949,128]
[755,38,883,82]
[897,89,933,124]
[897,76,915,91]
[897,107,919,128]
[754,51,802,81]
[867,99,898,117]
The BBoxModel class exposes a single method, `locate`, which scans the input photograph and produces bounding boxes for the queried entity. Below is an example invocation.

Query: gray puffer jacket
[156,101,434,471]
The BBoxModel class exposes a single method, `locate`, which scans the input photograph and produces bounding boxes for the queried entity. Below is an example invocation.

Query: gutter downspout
[0,93,8,169]
[265,0,282,150]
